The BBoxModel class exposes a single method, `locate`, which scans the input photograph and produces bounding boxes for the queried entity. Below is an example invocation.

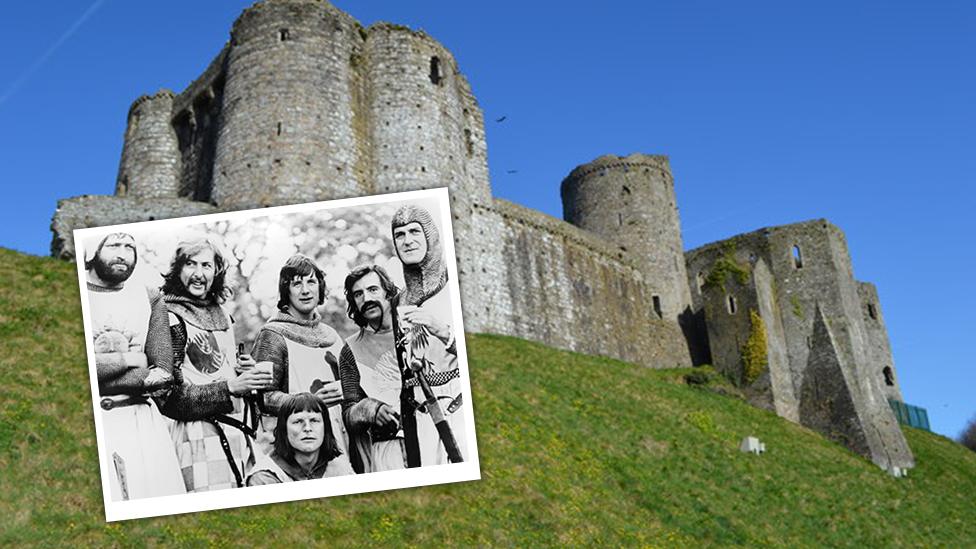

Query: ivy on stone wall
[741,309,768,385]
[704,242,750,291]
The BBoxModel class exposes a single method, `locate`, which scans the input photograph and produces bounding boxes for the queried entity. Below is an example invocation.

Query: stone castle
[51,0,913,472]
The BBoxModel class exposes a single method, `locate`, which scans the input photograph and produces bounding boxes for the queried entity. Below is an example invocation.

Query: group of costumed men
[86,204,465,500]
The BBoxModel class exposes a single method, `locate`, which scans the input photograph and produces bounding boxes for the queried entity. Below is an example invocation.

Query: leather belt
[100,395,149,410]
[403,367,459,388]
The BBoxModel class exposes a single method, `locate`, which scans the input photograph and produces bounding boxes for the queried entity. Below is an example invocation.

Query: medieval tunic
[164,295,249,492]
[245,448,354,486]
[389,204,466,467]
[339,326,407,473]
[252,312,351,468]
[398,282,466,466]
[88,282,185,500]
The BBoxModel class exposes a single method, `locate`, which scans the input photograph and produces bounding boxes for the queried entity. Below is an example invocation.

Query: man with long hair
[338,264,407,473]
[160,235,273,492]
[85,232,184,500]
[246,393,353,485]
[251,254,350,469]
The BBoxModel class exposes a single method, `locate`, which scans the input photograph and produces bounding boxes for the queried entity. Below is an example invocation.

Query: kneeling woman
[246,393,354,485]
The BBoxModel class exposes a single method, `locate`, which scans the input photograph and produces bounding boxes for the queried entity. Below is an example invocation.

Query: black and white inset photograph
[74,188,479,521]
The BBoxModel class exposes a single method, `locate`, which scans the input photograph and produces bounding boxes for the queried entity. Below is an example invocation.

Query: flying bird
[507,170,518,174]
[495,116,507,123]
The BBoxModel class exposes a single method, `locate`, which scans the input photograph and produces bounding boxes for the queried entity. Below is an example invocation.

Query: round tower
[364,24,487,201]
[115,90,180,199]
[212,0,369,209]
[364,23,491,306]
[561,153,693,321]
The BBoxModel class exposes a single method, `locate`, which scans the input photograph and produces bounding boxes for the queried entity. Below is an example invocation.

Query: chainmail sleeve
[98,365,150,395]
[170,313,188,369]
[340,342,382,433]
[253,329,289,415]
[145,288,173,372]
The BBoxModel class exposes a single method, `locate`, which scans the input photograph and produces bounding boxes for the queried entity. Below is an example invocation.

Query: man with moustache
[390,205,465,466]
[84,232,185,500]
[252,254,351,468]
[161,236,272,491]
[338,264,406,473]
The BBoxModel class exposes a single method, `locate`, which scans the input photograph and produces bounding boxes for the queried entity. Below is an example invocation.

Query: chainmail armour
[391,205,448,306]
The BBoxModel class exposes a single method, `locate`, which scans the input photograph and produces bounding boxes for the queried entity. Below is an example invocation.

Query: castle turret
[115,91,181,199]
[363,24,492,312]
[561,154,693,322]
[211,0,369,209]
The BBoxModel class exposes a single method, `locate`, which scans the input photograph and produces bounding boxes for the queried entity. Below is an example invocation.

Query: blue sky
[1,1,973,439]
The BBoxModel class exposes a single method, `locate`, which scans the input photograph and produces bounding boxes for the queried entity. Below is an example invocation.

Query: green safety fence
[889,399,930,431]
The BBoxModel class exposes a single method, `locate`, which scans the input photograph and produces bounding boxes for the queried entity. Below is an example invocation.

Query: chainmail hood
[391,205,448,306]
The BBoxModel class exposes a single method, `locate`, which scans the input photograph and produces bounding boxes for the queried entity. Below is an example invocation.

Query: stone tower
[51,0,491,267]
[213,1,367,208]
[561,154,694,324]
[685,220,914,471]
[115,91,181,199]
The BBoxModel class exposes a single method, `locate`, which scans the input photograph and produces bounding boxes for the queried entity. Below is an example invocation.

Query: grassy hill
[1,247,974,547]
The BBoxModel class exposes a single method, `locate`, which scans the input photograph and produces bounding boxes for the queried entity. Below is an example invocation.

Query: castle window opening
[279,28,290,41]
[792,245,803,269]
[867,303,877,320]
[622,185,631,196]
[727,294,737,314]
[652,295,663,319]
[464,129,473,156]
[883,366,895,386]
[617,213,623,226]
[276,122,282,136]
[429,56,442,85]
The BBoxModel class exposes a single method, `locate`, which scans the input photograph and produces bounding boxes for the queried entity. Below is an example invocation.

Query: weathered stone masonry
[685,221,913,470]
[52,0,912,470]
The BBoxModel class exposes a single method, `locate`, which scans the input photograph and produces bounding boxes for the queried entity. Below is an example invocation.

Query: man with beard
[251,254,351,470]
[85,232,184,500]
[338,264,406,473]
[161,236,273,492]
[390,205,465,466]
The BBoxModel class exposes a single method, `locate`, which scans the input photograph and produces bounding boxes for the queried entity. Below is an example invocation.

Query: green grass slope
[1,247,974,547]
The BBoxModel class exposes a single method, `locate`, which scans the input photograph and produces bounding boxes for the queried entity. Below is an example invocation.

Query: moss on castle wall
[741,309,768,385]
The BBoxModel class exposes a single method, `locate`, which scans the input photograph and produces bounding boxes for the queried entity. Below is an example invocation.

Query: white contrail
[0,0,108,107]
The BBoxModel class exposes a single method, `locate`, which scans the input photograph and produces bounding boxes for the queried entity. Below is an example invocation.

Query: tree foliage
[126,202,402,349]
[961,414,976,453]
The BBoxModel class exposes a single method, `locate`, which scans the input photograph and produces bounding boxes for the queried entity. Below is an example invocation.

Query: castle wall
[50,196,218,259]
[698,253,795,419]
[172,48,228,202]
[468,198,692,368]
[115,92,181,199]
[212,0,369,208]
[753,260,796,420]
[857,282,904,403]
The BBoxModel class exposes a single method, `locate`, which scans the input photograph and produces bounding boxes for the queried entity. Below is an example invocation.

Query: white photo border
[74,187,481,522]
